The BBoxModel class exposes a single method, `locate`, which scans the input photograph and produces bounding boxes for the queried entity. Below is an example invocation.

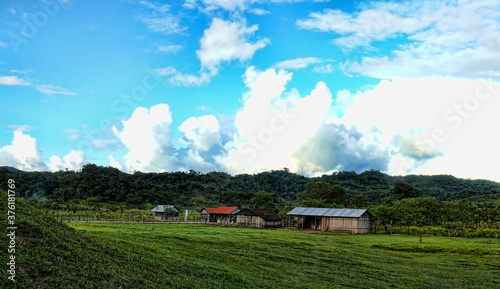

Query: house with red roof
[200,206,240,223]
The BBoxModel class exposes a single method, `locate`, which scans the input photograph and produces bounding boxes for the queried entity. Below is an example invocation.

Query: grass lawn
[67,223,500,289]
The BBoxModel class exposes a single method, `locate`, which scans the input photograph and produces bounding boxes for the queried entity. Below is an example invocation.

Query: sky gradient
[1,0,499,181]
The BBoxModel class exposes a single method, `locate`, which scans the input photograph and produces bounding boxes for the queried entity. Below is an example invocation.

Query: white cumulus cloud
[179,115,221,153]
[0,130,47,171]
[336,77,500,180]
[112,104,174,172]
[197,18,269,72]
[159,17,268,86]
[48,150,87,172]
[0,131,87,172]
[217,66,334,174]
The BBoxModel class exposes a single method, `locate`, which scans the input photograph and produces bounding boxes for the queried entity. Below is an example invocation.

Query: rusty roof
[212,206,240,214]
[287,207,369,218]
[202,207,218,213]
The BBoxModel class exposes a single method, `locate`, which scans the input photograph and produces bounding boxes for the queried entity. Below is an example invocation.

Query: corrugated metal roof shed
[287,207,369,218]
[151,205,180,213]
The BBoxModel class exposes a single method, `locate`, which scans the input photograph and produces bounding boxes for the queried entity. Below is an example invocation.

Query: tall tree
[248,191,277,212]
[352,193,369,209]
[390,182,422,200]
[220,191,255,208]
[297,181,346,207]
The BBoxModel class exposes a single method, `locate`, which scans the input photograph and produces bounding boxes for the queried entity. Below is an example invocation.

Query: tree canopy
[297,181,347,208]
[1,165,499,210]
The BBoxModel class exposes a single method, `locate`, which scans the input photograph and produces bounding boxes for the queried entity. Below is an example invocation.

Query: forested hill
[1,165,499,208]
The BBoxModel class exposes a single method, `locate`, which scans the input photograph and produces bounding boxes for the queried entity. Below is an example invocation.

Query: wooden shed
[236,208,283,228]
[200,206,240,223]
[151,205,180,221]
[287,207,372,234]
[200,207,217,222]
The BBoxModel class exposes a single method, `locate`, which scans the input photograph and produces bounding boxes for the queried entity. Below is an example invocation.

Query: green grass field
[1,192,498,288]
[63,223,500,289]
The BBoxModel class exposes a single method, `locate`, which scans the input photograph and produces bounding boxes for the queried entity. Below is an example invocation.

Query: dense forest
[1,164,499,209]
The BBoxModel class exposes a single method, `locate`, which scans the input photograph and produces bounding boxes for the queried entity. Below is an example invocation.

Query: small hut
[287,207,372,234]
[236,208,283,228]
[151,205,180,221]
[200,206,240,223]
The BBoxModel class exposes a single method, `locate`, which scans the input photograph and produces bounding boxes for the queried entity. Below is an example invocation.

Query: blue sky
[1,0,499,181]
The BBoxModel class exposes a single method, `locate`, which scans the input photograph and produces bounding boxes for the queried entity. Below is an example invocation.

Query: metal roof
[201,207,240,214]
[287,207,369,218]
[213,207,240,214]
[151,205,180,213]
[201,207,218,213]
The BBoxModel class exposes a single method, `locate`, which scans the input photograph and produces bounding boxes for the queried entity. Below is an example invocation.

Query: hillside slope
[1,190,498,288]
[0,190,170,288]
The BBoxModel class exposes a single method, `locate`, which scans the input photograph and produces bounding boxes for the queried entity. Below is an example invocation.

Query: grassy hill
[0,190,172,288]
[1,190,499,288]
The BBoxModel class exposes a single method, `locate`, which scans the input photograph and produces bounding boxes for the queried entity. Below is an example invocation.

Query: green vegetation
[0,190,150,288]
[2,190,499,288]
[67,223,500,288]
[372,195,500,235]
[2,165,499,237]
[297,181,346,207]
[2,165,499,208]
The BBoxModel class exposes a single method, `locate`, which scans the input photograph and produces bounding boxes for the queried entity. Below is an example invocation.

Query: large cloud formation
[111,103,174,172]
[2,74,498,181]
[337,77,500,180]
[216,67,333,173]
[0,130,86,172]
[99,66,393,175]
[177,115,223,172]
[0,130,47,171]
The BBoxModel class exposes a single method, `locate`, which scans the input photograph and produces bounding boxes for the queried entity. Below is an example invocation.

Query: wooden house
[151,205,180,221]
[200,206,240,223]
[200,207,217,222]
[236,208,283,228]
[287,207,372,234]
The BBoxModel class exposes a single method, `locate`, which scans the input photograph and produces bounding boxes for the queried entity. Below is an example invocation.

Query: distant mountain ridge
[0,166,21,172]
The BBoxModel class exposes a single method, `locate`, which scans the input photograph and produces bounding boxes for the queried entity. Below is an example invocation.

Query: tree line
[1,165,499,212]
